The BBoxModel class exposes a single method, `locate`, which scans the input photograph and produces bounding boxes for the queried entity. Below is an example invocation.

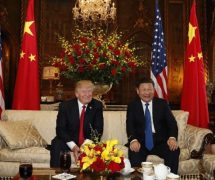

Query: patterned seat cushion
[0,147,49,163]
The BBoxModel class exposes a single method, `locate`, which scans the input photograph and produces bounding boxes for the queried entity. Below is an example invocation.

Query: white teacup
[143,173,155,180]
[141,161,153,174]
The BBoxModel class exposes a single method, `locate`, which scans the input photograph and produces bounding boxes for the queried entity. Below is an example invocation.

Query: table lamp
[42,66,60,101]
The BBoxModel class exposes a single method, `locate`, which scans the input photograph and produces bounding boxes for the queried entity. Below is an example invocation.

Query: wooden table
[12,168,206,180]
[13,167,143,180]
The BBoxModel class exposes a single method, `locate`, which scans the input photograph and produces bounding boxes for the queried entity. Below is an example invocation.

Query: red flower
[94,145,103,152]
[78,67,85,73]
[125,50,132,58]
[99,63,106,69]
[60,51,65,58]
[80,37,88,44]
[78,153,86,167]
[113,49,120,56]
[87,64,93,70]
[102,52,107,58]
[60,64,68,71]
[96,42,101,47]
[69,56,75,64]
[72,44,81,51]
[117,41,122,46]
[108,45,113,50]
[91,58,98,65]
[111,69,117,76]
[94,52,99,59]
[128,61,136,68]
[79,58,86,64]
[54,62,68,72]
[111,60,119,66]
[121,66,126,72]
[107,158,125,173]
[76,50,82,56]
[85,49,90,54]
[91,158,106,172]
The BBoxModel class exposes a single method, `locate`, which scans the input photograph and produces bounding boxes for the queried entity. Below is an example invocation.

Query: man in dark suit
[126,78,180,174]
[50,80,104,167]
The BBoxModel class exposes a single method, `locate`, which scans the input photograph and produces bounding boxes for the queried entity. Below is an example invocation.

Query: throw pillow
[0,120,47,149]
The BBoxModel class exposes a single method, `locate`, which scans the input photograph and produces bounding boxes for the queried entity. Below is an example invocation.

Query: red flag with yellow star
[181,0,208,128]
[12,0,40,110]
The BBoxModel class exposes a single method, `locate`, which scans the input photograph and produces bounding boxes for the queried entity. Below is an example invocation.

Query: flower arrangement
[51,28,144,84]
[79,139,125,174]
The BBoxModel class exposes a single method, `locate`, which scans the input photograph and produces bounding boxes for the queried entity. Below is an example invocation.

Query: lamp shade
[42,66,60,80]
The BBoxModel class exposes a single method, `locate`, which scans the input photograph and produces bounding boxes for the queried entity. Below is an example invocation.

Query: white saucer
[52,173,76,180]
[120,167,135,176]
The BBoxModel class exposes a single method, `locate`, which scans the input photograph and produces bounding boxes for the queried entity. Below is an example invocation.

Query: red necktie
[79,105,86,146]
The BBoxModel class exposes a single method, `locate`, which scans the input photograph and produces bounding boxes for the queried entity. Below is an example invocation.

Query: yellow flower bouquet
[79,139,125,174]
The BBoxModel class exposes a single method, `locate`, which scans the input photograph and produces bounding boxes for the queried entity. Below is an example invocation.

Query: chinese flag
[12,0,40,110]
[181,0,208,128]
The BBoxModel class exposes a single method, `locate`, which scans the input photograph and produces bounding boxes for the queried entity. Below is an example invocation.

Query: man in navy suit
[50,80,104,167]
[126,78,180,174]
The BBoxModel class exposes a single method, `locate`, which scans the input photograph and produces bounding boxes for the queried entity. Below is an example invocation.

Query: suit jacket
[55,98,104,145]
[126,97,178,145]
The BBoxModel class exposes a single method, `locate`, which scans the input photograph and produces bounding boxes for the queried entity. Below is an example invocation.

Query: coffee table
[12,168,205,180]
[13,168,143,180]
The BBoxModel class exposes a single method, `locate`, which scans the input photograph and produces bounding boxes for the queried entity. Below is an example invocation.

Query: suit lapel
[137,98,145,121]
[71,99,80,125]
[84,100,94,129]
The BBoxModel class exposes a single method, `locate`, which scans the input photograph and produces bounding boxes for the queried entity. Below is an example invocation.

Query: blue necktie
[145,103,154,150]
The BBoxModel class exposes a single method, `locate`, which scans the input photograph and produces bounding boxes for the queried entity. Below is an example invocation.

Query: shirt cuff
[169,137,176,140]
[130,139,138,144]
[66,141,76,150]
[82,139,93,146]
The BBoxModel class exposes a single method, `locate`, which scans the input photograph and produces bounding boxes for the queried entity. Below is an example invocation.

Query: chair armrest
[184,125,214,159]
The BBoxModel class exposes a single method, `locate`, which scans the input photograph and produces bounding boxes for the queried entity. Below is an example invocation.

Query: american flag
[0,29,5,116]
[150,0,168,100]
